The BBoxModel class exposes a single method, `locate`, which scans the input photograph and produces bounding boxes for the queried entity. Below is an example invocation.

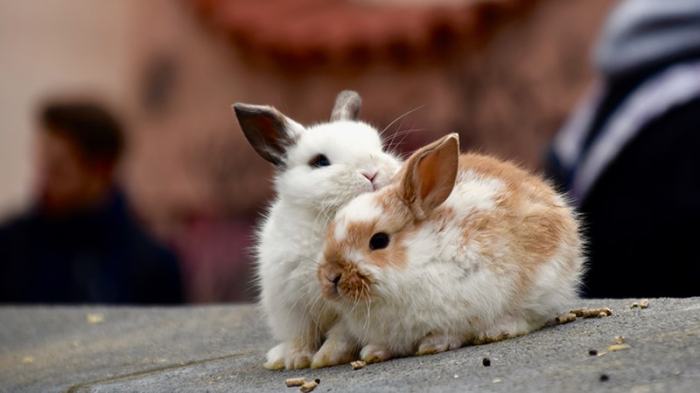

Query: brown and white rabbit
[316,133,584,365]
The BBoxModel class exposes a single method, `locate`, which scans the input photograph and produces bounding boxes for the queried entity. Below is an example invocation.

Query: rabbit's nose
[362,171,377,182]
[328,273,342,293]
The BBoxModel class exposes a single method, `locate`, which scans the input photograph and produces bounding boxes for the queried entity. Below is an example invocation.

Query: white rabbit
[233,91,401,369]
[317,133,584,364]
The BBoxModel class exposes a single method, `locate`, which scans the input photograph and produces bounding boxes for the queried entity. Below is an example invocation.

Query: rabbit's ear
[401,133,459,219]
[330,90,361,121]
[232,103,304,167]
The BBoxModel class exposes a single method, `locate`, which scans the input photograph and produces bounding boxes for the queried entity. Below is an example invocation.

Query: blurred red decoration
[191,0,537,69]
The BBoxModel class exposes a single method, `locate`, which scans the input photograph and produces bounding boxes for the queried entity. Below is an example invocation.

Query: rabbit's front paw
[285,346,313,369]
[263,343,287,370]
[416,333,463,355]
[311,337,357,368]
[360,344,393,364]
[264,342,313,370]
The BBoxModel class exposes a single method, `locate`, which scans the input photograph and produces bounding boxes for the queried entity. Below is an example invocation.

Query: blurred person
[547,0,700,297]
[0,100,183,303]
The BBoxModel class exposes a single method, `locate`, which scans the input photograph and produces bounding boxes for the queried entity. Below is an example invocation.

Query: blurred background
[0,0,619,303]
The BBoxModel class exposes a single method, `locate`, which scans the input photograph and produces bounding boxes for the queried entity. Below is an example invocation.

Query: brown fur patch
[456,153,579,299]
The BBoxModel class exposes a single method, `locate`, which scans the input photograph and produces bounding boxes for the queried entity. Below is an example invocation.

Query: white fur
[328,164,584,359]
[256,119,401,368]
[444,170,504,213]
[333,193,382,241]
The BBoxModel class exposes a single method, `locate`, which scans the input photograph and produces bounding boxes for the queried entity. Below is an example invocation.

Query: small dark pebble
[588,349,598,356]
[482,358,491,367]
[600,374,609,382]
[315,378,321,384]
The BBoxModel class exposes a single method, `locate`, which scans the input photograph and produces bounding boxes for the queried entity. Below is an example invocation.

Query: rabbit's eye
[369,232,390,250]
[309,154,331,168]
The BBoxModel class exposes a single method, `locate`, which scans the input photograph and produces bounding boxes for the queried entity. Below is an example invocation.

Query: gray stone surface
[1,298,698,393]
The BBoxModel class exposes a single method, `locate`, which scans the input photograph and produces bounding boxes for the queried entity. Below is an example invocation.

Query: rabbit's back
[445,153,583,319]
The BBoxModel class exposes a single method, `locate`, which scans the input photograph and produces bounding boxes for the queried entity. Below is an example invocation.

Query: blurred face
[35,130,112,214]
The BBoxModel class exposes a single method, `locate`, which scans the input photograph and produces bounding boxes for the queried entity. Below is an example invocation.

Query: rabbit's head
[234,91,401,214]
[318,134,460,304]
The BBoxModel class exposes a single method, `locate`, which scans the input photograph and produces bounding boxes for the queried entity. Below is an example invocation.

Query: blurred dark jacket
[547,0,700,297]
[0,189,184,304]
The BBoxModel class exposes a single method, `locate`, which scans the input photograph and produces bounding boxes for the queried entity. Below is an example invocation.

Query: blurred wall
[0,0,135,219]
[122,0,614,302]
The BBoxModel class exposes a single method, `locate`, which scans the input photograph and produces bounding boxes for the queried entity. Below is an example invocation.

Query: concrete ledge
[1,298,698,392]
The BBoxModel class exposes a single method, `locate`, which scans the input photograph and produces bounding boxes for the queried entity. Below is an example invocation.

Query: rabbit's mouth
[319,270,341,299]
[360,171,378,191]
[318,259,373,303]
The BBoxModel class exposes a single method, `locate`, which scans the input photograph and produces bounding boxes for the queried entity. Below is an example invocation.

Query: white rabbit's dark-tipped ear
[400,133,459,220]
[330,90,361,121]
[232,103,303,167]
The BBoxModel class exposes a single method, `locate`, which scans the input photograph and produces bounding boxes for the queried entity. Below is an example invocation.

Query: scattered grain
[300,380,318,392]
[631,299,649,309]
[555,313,577,324]
[285,377,305,387]
[351,360,366,370]
[607,344,630,352]
[86,313,105,324]
[570,308,612,318]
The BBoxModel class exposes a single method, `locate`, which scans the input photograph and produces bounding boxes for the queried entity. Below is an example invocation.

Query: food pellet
[351,360,366,370]
[86,313,105,324]
[631,299,649,309]
[482,357,491,367]
[588,349,598,356]
[285,377,305,387]
[607,344,630,352]
[299,380,318,393]
[600,374,609,382]
[612,336,625,345]
[555,312,577,324]
[570,307,612,318]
